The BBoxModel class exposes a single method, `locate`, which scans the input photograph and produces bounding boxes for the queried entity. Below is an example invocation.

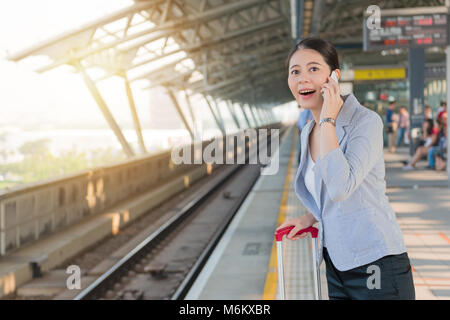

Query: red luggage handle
[275,226,318,241]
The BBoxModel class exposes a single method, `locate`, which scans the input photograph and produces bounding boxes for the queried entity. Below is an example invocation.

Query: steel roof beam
[128,17,287,81]
[10,0,273,71]
[310,0,325,36]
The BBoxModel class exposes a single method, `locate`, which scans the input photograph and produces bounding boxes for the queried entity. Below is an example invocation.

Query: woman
[276,38,415,300]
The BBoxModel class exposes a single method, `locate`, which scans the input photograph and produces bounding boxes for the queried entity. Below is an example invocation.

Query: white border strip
[184,137,285,299]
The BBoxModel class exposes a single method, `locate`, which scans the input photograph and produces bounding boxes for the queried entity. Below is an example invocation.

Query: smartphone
[330,70,339,83]
[322,70,339,99]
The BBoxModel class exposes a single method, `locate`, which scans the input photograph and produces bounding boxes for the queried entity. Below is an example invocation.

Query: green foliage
[0,147,126,190]
[19,139,51,157]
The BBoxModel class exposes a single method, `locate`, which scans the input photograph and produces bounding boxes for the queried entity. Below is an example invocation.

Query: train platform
[186,128,450,300]
[1,125,449,300]
[384,148,450,300]
[3,0,450,304]
[186,126,325,300]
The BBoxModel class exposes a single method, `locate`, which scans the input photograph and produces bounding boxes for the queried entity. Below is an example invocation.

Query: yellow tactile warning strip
[262,130,297,300]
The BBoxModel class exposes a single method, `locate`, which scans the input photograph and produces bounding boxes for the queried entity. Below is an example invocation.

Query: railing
[0,124,281,256]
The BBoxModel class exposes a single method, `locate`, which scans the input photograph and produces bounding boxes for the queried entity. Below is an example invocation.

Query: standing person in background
[437,102,447,125]
[424,105,432,120]
[437,101,446,118]
[297,108,313,164]
[397,106,410,148]
[434,119,448,171]
[427,105,446,169]
[386,101,397,153]
[435,105,448,171]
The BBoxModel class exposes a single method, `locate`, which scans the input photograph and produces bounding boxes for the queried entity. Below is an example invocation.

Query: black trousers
[323,247,415,300]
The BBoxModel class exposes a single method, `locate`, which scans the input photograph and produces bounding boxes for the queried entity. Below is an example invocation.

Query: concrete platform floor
[385,147,450,299]
[187,140,450,300]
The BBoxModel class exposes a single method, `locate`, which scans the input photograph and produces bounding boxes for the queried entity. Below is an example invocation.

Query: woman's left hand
[320,75,343,120]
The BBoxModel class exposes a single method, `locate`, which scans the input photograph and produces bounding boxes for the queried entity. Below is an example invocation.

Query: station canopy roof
[7,0,447,108]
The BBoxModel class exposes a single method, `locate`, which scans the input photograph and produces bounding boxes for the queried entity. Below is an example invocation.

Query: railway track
[74,127,286,300]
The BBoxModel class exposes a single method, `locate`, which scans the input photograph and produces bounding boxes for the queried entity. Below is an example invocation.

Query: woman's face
[287,48,333,110]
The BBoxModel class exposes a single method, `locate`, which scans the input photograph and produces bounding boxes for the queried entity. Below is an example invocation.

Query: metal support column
[262,108,272,124]
[258,108,267,125]
[259,109,266,124]
[310,0,325,37]
[256,106,266,125]
[226,100,241,129]
[250,105,262,127]
[243,104,255,128]
[245,104,257,127]
[203,95,226,136]
[75,61,135,158]
[256,106,265,125]
[408,48,425,156]
[232,102,246,128]
[264,109,270,122]
[123,74,147,154]
[290,0,305,41]
[183,90,199,140]
[212,99,226,134]
[250,105,259,127]
[269,109,276,122]
[239,104,252,128]
[167,88,195,141]
[254,107,262,125]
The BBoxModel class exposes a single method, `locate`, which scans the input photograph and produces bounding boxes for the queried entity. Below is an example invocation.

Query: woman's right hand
[275,213,316,241]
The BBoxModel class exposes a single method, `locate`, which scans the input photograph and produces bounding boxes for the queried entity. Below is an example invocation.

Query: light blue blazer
[294,93,406,271]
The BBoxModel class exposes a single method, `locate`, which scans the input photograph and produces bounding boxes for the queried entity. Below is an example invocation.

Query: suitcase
[274,226,321,300]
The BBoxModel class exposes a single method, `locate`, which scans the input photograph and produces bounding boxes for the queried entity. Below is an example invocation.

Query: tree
[19,139,51,157]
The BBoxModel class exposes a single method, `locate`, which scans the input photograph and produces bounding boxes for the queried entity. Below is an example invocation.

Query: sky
[0,1,294,134]
[0,0,162,130]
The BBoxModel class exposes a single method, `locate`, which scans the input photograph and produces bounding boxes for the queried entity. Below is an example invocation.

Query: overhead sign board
[354,68,406,80]
[363,6,449,50]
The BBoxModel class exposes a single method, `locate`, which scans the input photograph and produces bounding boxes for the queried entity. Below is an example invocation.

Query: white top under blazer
[304,149,320,210]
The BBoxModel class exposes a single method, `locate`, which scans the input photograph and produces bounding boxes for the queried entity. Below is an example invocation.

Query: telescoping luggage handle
[275,226,318,241]
[274,226,321,300]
